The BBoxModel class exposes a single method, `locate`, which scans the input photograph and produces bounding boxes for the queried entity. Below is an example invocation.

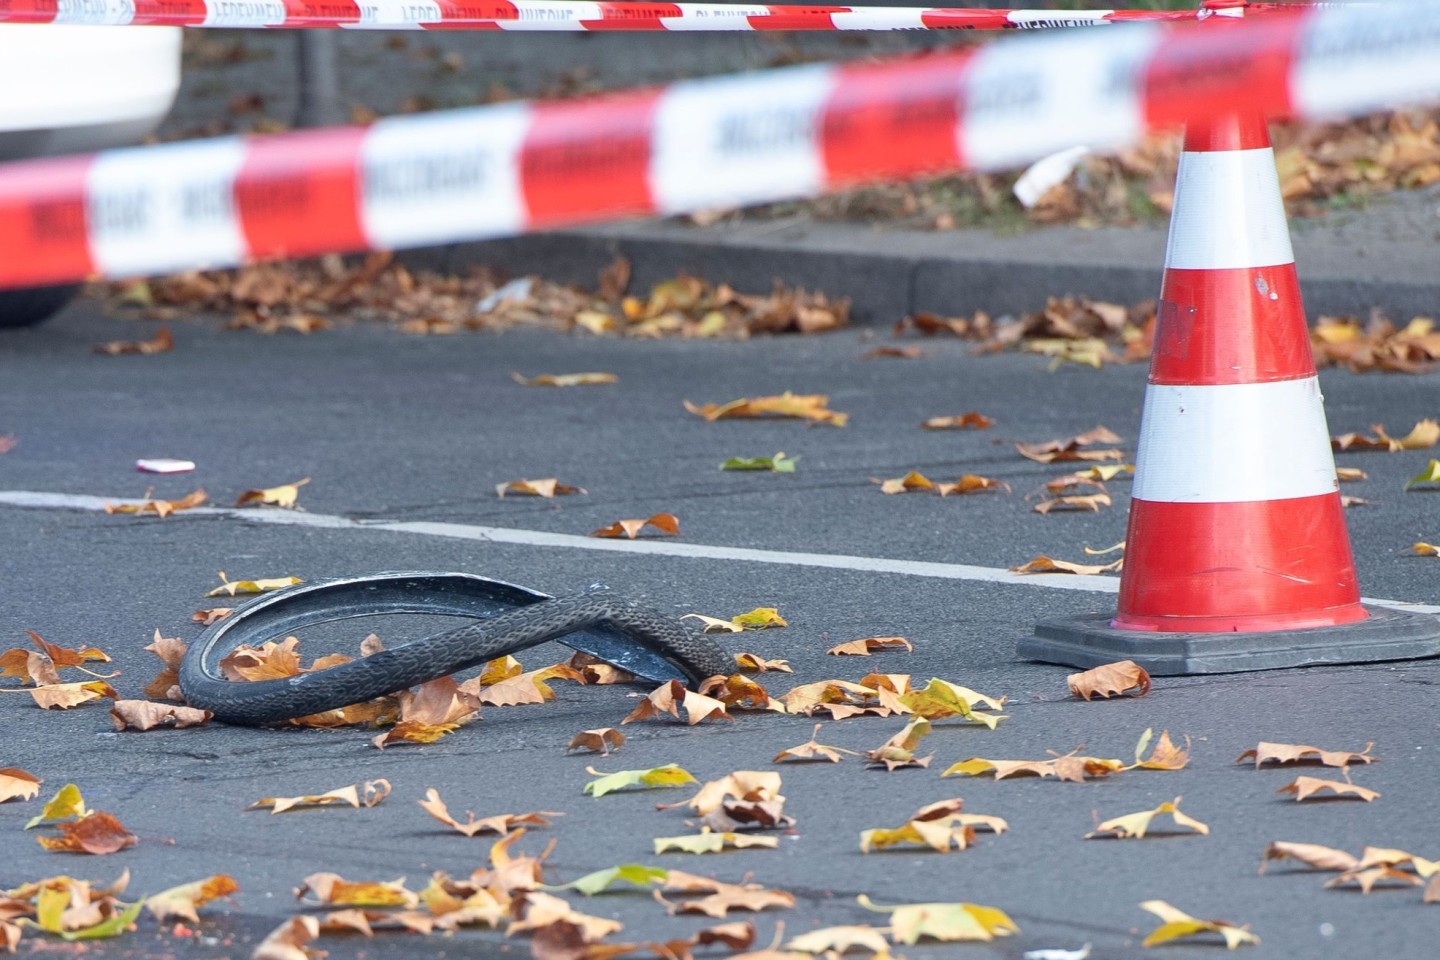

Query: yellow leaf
[684,392,847,426]
[205,572,303,597]
[857,894,1018,944]
[371,721,462,749]
[878,471,934,494]
[144,875,240,923]
[730,607,788,629]
[864,717,933,771]
[1085,797,1209,839]
[235,477,310,508]
[296,873,417,908]
[1139,900,1259,949]
[734,652,792,673]
[1130,729,1190,771]
[512,371,618,387]
[583,764,698,798]
[896,678,1007,726]
[654,831,779,855]
[25,783,91,829]
[935,474,1009,496]
[26,681,119,710]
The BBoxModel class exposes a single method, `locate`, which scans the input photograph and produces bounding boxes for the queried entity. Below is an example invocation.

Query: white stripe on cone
[1131,377,1340,503]
[1165,147,1294,269]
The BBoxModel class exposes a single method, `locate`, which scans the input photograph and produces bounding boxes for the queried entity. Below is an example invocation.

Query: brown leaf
[508,891,624,941]
[419,788,561,837]
[658,884,794,918]
[103,487,207,518]
[296,873,418,908]
[398,675,481,725]
[591,513,680,539]
[826,637,912,657]
[597,256,631,302]
[623,680,732,726]
[684,393,847,426]
[733,653,792,673]
[1237,741,1375,767]
[876,470,934,495]
[514,372,618,387]
[1260,841,1360,874]
[697,674,783,712]
[773,724,858,764]
[1033,492,1112,513]
[860,346,923,360]
[471,664,586,707]
[921,412,993,430]
[1016,426,1124,463]
[936,474,1009,496]
[0,648,59,685]
[1325,866,1423,893]
[25,630,111,668]
[248,780,391,814]
[1010,555,1122,575]
[110,700,213,731]
[36,811,138,854]
[191,607,234,626]
[1067,660,1151,700]
[568,728,626,755]
[0,767,41,803]
[1277,776,1380,801]
[1331,419,1440,452]
[497,478,587,499]
[1131,729,1190,771]
[93,326,173,356]
[372,720,462,749]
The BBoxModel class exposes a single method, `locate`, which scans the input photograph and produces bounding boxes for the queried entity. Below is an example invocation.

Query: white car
[0,24,182,327]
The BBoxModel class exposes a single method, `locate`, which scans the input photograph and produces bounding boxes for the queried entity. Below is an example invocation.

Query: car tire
[0,284,80,329]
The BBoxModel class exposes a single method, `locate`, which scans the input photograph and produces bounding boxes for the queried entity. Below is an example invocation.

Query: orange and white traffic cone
[1021,111,1440,673]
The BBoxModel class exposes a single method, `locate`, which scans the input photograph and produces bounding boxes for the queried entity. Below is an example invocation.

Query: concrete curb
[403,199,1440,325]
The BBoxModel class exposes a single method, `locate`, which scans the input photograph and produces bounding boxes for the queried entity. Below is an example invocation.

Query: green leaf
[63,901,142,941]
[583,764,698,798]
[542,864,669,895]
[720,453,797,473]
[1405,459,1440,490]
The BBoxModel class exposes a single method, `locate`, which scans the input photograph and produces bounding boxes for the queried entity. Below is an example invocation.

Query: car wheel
[0,284,80,328]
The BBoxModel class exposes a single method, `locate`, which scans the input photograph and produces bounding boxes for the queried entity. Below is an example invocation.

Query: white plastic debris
[1024,946,1091,960]
[476,277,534,313]
[136,458,195,474]
[1013,145,1091,209]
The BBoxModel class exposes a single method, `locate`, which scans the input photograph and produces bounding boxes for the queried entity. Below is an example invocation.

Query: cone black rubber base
[1020,604,1440,675]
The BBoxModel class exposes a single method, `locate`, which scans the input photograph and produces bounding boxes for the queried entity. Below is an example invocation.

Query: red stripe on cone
[1115,495,1365,632]
[1151,265,1312,384]
[1113,111,1366,634]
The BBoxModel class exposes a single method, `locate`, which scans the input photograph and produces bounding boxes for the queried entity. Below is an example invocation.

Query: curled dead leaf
[109,700,213,731]
[235,477,310,508]
[1067,660,1151,700]
[567,728,626,755]
[591,514,680,539]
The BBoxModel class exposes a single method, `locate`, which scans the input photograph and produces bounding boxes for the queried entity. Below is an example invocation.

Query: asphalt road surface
[2,300,1438,958]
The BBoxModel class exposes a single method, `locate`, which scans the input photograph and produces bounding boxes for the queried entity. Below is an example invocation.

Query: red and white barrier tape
[1,0,1437,289]
[0,0,1283,31]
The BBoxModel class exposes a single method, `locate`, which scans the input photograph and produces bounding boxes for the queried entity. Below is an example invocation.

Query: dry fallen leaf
[921,412,993,430]
[684,393,847,427]
[1011,555,1123,575]
[25,680,120,710]
[698,675,784,713]
[568,728,626,755]
[857,893,1018,944]
[826,636,912,656]
[864,718,933,771]
[419,788,560,837]
[591,513,680,539]
[1086,797,1209,840]
[205,572,303,597]
[0,767,41,803]
[546,863,668,896]
[23,631,111,668]
[1260,841,1360,874]
[93,326,173,356]
[513,371,618,387]
[103,487,207,518]
[248,779,391,814]
[24,782,90,829]
[235,477,310,508]
[623,680,732,726]
[496,478,587,498]
[1068,660,1151,700]
[860,798,1007,853]
[1236,742,1375,767]
[109,699,213,731]
[1332,419,1440,452]
[1337,466,1368,482]
[469,663,585,707]
[296,872,418,909]
[1140,900,1258,949]
[253,915,320,960]
[773,724,859,764]
[1016,426,1124,463]
[191,607,234,626]
[1276,777,1380,802]
[1033,492,1112,513]
[507,890,624,941]
[734,652,792,673]
[943,752,1126,783]
[895,677,1006,726]
[937,474,1009,496]
[785,925,890,955]
[143,875,240,923]
[35,811,138,855]
[876,470,934,494]
[1130,729,1190,771]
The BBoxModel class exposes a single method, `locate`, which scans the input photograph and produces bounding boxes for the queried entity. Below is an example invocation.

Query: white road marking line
[4,489,1438,615]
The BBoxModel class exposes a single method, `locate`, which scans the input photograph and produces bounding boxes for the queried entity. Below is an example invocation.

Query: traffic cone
[1020,111,1440,674]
